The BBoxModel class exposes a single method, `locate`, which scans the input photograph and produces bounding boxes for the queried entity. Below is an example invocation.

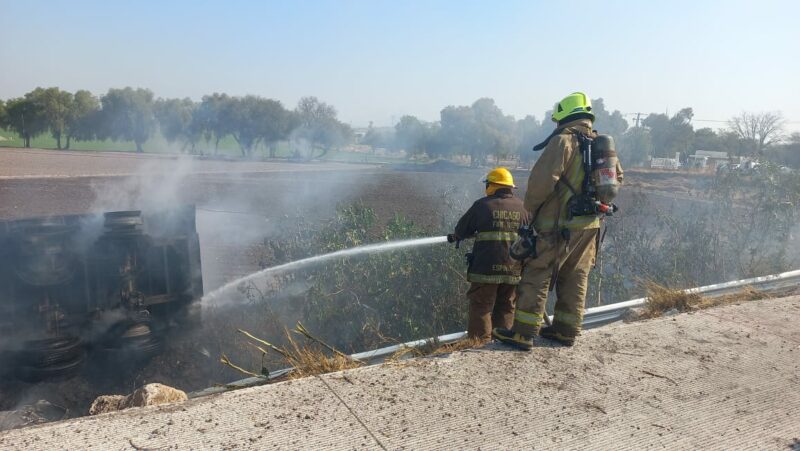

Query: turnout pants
[466,283,517,340]
[511,228,598,339]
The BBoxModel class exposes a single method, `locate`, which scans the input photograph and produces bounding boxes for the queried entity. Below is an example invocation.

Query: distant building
[352,128,369,141]
[649,152,681,170]
[688,150,730,170]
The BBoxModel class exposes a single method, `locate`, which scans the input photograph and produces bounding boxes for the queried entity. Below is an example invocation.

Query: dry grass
[220,324,363,381]
[430,337,487,355]
[222,325,488,383]
[697,286,770,309]
[387,336,487,362]
[639,281,705,319]
[636,282,771,320]
[281,333,363,379]
[386,340,434,361]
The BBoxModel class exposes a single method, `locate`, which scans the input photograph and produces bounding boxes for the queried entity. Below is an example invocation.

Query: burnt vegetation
[220,164,800,377]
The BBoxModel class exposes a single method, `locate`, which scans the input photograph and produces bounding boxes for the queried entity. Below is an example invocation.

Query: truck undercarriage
[0,206,202,382]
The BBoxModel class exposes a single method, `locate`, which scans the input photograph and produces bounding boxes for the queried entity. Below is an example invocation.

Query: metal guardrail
[190,269,800,398]
[348,269,800,363]
[587,269,800,315]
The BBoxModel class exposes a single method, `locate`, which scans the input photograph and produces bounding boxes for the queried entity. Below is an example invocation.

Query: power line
[693,119,800,124]
[620,112,800,124]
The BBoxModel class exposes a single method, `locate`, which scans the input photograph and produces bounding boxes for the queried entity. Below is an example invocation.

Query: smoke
[0,148,503,418]
[89,154,197,213]
[97,162,482,304]
[79,143,388,305]
[288,134,313,160]
[195,208,274,294]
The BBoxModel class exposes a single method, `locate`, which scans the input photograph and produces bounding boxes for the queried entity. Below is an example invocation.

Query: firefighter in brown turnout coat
[494,92,624,348]
[448,168,529,340]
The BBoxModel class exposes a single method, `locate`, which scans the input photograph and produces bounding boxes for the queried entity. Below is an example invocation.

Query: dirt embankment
[623,168,714,197]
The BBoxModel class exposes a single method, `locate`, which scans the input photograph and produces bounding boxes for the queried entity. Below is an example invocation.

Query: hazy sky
[1,0,798,131]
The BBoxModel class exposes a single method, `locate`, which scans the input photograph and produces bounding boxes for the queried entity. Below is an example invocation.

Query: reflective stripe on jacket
[524,119,624,232]
[454,189,529,285]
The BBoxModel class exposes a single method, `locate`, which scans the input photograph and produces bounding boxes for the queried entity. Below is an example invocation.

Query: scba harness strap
[510,128,583,263]
[529,128,608,290]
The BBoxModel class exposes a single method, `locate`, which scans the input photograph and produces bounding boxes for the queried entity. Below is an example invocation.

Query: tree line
[1,86,795,167]
[367,102,794,167]
[361,97,631,166]
[0,87,352,157]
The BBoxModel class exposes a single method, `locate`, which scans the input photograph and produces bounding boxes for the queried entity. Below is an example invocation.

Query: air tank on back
[590,134,620,204]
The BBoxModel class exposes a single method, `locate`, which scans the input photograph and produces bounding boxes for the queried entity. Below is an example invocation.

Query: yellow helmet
[482,167,515,188]
[551,92,594,123]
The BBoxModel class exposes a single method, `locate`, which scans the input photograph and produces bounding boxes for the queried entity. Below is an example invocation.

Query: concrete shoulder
[2,297,799,450]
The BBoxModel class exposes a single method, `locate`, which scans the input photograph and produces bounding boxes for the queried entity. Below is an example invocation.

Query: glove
[446,234,457,243]
[510,225,538,261]
[510,235,537,261]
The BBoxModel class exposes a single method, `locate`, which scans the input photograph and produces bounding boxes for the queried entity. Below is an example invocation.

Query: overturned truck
[0,206,203,383]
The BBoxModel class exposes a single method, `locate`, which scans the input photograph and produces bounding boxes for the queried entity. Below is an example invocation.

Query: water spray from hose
[203,236,449,303]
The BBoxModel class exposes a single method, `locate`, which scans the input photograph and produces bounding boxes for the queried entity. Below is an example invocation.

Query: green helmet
[551,92,594,123]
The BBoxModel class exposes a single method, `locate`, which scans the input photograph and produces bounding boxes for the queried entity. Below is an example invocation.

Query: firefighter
[493,92,624,348]
[448,167,529,340]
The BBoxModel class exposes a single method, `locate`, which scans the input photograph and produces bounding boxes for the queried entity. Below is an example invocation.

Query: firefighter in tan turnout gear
[494,92,624,348]
[448,168,529,340]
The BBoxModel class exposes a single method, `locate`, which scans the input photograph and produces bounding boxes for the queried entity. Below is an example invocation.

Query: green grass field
[0,129,139,152]
[0,128,412,164]
[0,128,297,157]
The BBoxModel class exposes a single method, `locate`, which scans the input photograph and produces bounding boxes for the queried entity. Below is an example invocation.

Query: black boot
[492,328,534,351]
[539,326,575,346]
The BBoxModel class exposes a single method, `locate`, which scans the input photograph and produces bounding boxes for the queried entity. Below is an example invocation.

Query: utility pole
[625,112,645,128]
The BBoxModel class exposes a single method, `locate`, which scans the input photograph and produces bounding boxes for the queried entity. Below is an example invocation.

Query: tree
[395,115,432,158]
[226,96,260,156]
[4,94,48,148]
[33,87,74,149]
[293,96,352,159]
[592,98,628,137]
[618,126,653,167]
[693,127,722,151]
[643,107,695,159]
[66,90,100,149]
[717,130,750,158]
[515,115,545,163]
[423,122,448,159]
[257,99,294,158]
[672,108,696,160]
[767,132,800,169]
[197,93,234,152]
[0,100,6,129]
[438,98,517,165]
[361,122,395,151]
[729,111,784,155]
[98,87,156,152]
[225,95,292,157]
[155,97,198,152]
[641,113,670,158]
[472,98,517,164]
[438,104,473,161]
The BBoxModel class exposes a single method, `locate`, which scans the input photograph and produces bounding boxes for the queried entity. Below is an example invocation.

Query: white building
[688,150,730,170]
[649,152,681,170]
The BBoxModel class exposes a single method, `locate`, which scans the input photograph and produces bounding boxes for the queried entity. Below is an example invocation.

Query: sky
[1,0,799,132]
